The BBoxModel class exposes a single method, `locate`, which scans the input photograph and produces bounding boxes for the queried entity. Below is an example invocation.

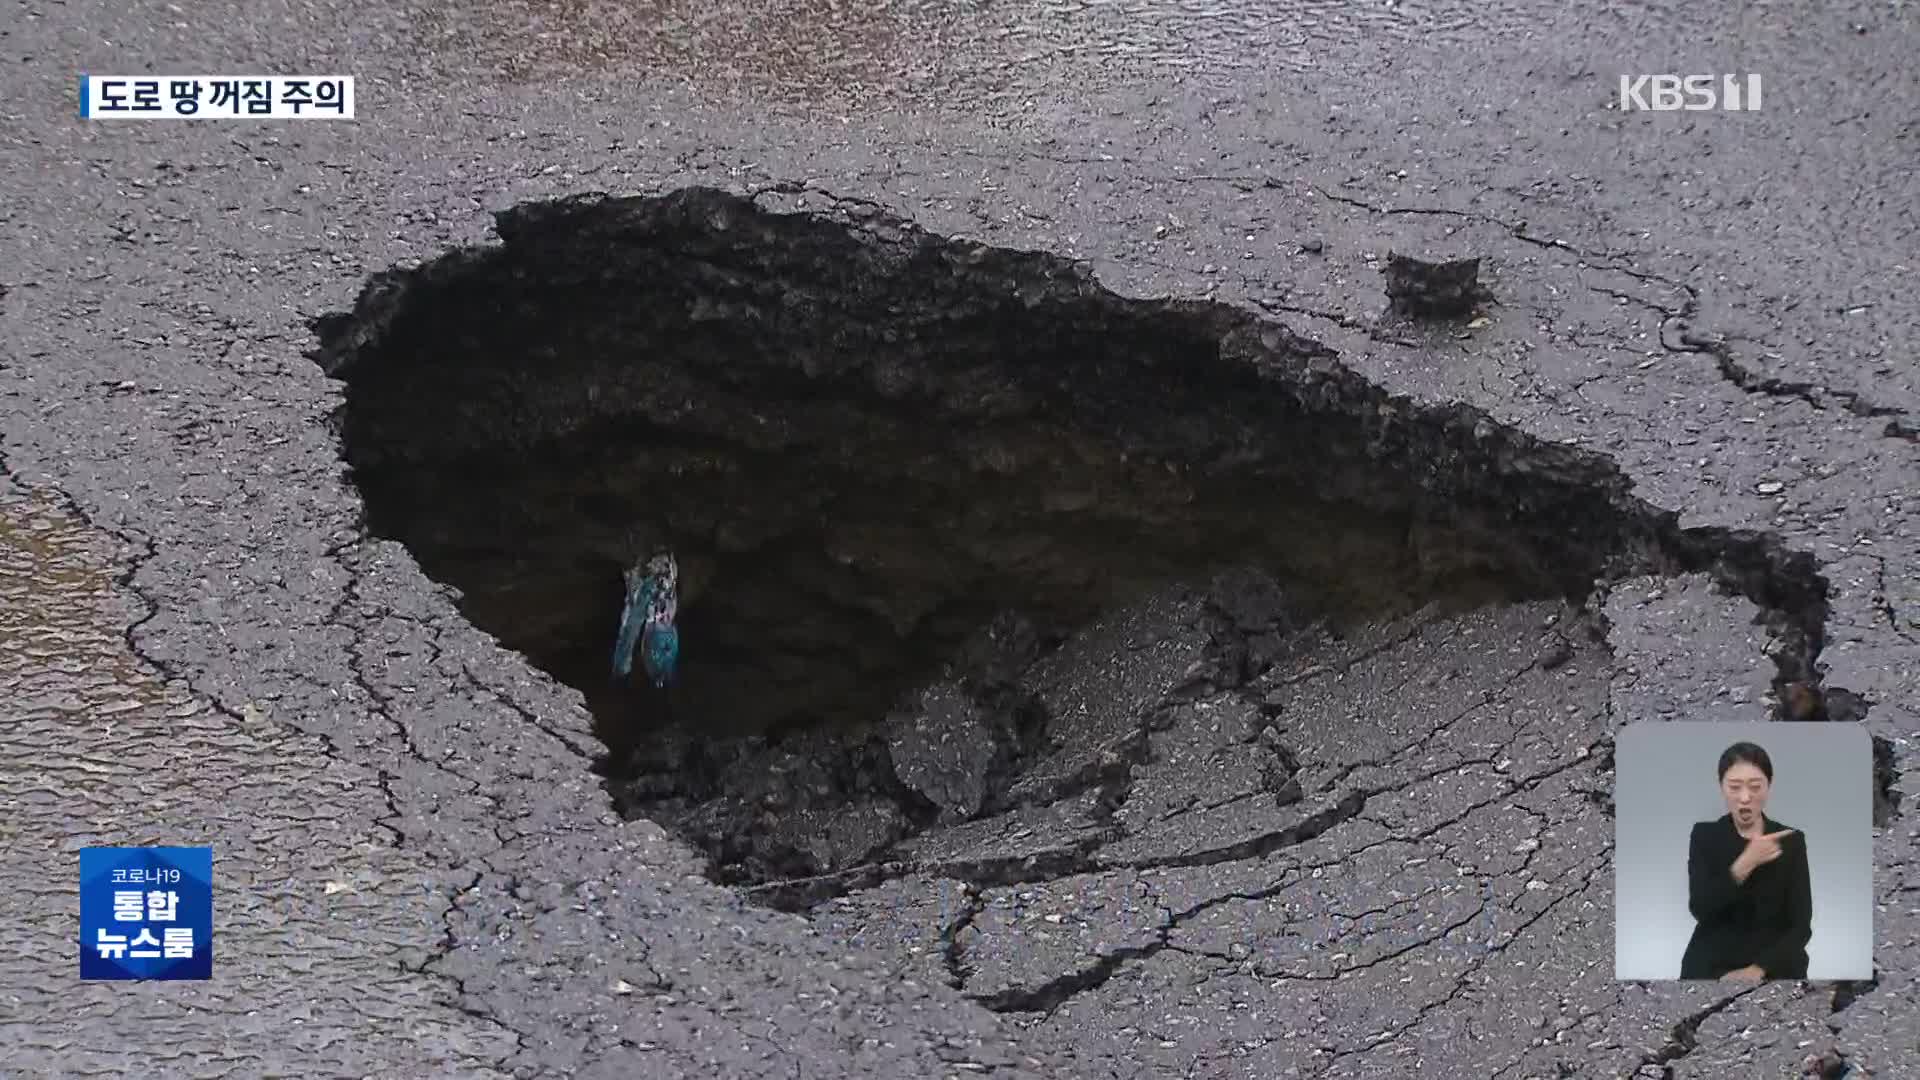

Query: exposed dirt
[311,186,1854,888]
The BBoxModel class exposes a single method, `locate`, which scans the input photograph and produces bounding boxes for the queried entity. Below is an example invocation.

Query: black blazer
[1679,814,1812,979]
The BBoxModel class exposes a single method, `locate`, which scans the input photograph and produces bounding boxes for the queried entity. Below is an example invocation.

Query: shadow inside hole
[309,187,1717,885]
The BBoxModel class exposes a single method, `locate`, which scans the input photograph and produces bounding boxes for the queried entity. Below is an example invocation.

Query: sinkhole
[310,186,1844,888]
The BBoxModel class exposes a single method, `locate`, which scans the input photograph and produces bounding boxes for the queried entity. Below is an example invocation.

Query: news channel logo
[79,76,355,119]
[1616,74,1762,112]
[79,846,213,980]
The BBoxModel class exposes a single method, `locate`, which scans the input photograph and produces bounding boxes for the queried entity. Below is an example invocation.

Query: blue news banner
[79,846,213,980]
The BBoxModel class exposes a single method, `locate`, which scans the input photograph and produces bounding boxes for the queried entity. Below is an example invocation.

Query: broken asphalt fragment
[1385,251,1486,318]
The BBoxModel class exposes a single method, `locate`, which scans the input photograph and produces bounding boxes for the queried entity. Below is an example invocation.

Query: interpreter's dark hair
[1717,742,1773,782]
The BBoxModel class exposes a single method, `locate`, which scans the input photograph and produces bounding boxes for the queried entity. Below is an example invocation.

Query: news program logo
[79,846,213,980]
[1617,74,1762,112]
[79,75,355,119]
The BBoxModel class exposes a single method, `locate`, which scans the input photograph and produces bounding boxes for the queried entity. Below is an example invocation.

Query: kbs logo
[1617,74,1762,112]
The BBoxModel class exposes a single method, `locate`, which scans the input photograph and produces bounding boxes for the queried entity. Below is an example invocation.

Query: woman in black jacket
[1679,741,1813,980]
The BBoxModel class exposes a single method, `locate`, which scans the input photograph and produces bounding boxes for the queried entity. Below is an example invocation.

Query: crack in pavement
[1867,555,1915,645]
[763,162,1920,453]
[317,547,414,852]
[1106,789,1373,874]
[1663,303,1918,443]
[753,788,1369,915]
[757,594,1614,1028]
[325,572,536,1066]
[1202,278,1431,350]
[1633,989,1756,1078]
[1316,856,1610,1073]
[1486,996,1628,1080]
[1300,182,1917,443]
[972,906,1176,1014]
[1308,635,1544,798]
[942,883,989,990]
[1314,733,1613,878]
[455,657,602,763]
[401,869,531,1061]
[1207,889,1488,985]
[855,792,1362,1014]
[0,450,524,1072]
[339,561,503,842]
[956,729,1609,1015]
[9,457,442,864]
[1303,181,1590,257]
[750,608,1426,913]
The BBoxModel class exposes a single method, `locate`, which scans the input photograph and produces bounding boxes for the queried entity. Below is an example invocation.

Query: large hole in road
[311,186,1841,890]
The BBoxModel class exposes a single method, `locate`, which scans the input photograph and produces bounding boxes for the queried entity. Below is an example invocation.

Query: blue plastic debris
[612,551,679,686]
[641,621,680,687]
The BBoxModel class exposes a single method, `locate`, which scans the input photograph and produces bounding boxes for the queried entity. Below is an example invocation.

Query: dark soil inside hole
[309,185,1839,888]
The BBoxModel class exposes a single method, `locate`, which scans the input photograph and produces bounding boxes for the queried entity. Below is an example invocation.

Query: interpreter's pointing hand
[1740,828,1796,870]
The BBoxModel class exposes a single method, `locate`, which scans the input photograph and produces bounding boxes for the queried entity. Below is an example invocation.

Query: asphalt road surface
[2,0,1917,1077]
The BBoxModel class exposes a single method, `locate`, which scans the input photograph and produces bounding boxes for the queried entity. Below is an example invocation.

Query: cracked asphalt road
[2,0,1917,1077]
